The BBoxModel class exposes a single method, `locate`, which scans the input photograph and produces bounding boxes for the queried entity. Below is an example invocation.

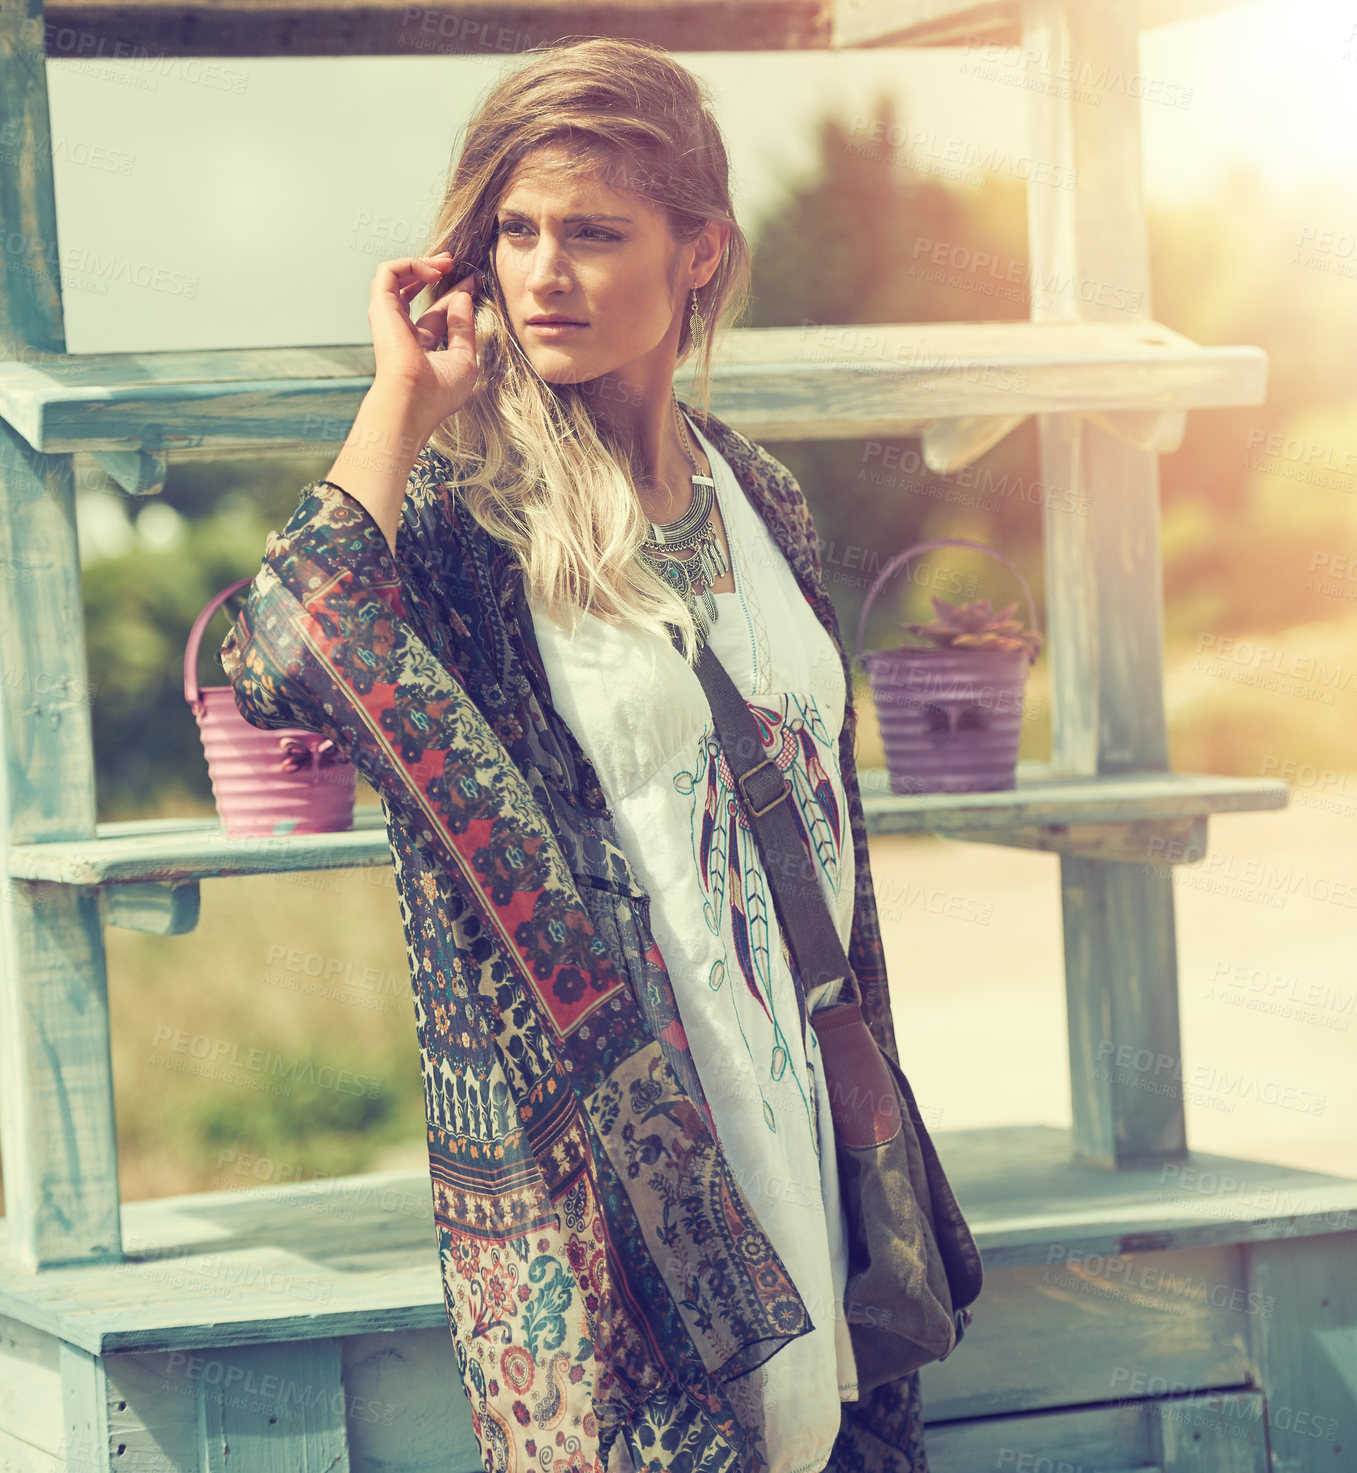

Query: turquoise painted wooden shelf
[7,803,394,887]
[6,769,1288,883]
[0,321,1264,465]
[3,1126,1354,1356]
[8,1126,1334,1470]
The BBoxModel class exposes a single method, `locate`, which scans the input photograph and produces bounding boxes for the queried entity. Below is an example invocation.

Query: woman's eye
[496,223,618,243]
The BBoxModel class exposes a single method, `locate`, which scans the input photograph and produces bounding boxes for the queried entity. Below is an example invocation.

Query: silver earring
[688,287,705,356]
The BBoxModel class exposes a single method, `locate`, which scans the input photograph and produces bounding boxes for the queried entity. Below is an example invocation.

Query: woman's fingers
[411,294,477,368]
[370,258,475,353]
[370,255,454,317]
[412,304,448,348]
[416,273,476,332]
[369,254,478,420]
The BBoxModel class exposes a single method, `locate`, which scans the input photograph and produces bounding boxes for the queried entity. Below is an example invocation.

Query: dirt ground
[869,786,1357,1181]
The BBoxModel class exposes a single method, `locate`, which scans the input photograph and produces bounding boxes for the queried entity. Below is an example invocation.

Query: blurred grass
[103,776,431,1204]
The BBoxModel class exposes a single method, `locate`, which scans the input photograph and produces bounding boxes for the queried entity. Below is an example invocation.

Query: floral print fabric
[219,400,928,1473]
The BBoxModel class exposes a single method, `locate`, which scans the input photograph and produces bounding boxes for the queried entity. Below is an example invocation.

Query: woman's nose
[525,238,572,292]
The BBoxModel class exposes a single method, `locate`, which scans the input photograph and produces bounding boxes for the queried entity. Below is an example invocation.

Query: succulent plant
[903,596,1043,662]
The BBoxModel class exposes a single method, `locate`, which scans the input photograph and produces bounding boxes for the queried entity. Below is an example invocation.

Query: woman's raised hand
[368,252,480,433]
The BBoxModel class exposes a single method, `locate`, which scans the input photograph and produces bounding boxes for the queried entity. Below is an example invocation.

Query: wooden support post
[1244,1232,1357,1473]
[0,430,124,1269]
[59,1341,115,1473]
[1022,0,1187,1165]
[0,0,124,1264]
[102,879,202,935]
[1155,1392,1271,1470]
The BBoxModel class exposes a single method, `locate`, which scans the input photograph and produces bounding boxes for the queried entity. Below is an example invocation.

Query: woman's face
[492,145,712,395]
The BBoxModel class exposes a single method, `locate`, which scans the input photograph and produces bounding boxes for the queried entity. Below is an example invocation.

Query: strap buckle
[738,757,788,818]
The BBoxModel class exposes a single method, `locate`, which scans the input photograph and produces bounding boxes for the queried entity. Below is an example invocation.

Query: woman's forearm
[324,381,443,556]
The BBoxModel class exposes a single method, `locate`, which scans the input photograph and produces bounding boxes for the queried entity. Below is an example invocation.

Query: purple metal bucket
[855,537,1040,795]
[186,577,357,837]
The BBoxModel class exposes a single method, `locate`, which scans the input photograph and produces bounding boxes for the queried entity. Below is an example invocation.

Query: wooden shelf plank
[946,1126,1357,1268]
[35,0,1255,58]
[2,1127,1352,1355]
[7,805,393,885]
[40,0,831,58]
[861,766,1288,834]
[837,0,1257,49]
[0,321,1266,457]
[6,773,1286,885]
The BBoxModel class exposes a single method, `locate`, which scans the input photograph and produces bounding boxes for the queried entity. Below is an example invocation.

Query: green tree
[745,92,1043,663]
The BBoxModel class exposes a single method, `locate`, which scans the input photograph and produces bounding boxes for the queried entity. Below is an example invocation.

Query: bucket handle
[185,575,254,712]
[854,537,1040,670]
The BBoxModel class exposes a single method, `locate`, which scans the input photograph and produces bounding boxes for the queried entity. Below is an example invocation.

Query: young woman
[222,35,928,1473]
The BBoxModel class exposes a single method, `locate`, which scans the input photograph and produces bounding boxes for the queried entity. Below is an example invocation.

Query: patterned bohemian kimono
[219,400,929,1473]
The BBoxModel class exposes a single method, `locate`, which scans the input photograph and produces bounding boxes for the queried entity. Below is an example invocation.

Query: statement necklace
[637,395,730,647]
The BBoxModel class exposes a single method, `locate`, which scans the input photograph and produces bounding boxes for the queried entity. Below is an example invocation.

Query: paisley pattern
[220,399,928,1473]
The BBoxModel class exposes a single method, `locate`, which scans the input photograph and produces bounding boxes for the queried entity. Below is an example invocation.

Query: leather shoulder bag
[691,636,984,1391]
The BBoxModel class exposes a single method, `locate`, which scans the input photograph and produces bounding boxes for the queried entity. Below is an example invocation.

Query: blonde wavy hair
[413,35,752,666]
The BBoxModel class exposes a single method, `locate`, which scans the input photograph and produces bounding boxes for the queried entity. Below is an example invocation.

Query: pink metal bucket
[186,577,357,836]
[855,537,1040,795]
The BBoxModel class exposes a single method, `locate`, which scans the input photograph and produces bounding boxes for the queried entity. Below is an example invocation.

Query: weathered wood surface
[919,1245,1256,1420]
[1021,0,1191,1168]
[919,412,1028,473]
[0,0,124,1270]
[0,322,1266,459]
[59,1341,116,1473]
[33,0,1253,57]
[951,813,1207,863]
[0,1167,446,1354]
[926,1391,1269,1472]
[1156,1393,1271,1472]
[1245,1233,1357,1473]
[8,804,392,884]
[1087,406,1188,455]
[0,1313,62,1456]
[861,767,1286,833]
[931,1126,1357,1268]
[204,1341,349,1473]
[1039,414,1099,774]
[40,0,830,56]
[341,1331,484,1473]
[1063,851,1187,1166]
[1,1129,1353,1355]
[90,1334,1277,1473]
[924,1398,1161,1473]
[0,434,123,1272]
[838,0,1256,49]
[90,448,168,497]
[99,879,202,935]
[100,1330,483,1473]
[0,9,63,360]
[0,1426,63,1473]
[6,772,1285,886]
[106,1330,485,1473]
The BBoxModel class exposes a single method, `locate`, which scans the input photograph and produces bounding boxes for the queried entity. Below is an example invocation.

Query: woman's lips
[527,321,587,337]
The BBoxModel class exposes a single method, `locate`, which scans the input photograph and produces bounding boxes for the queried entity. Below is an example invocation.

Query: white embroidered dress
[529,415,859,1473]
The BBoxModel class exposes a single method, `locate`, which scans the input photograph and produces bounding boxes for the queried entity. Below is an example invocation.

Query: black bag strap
[690,637,860,1039]
[690,631,986,1326]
